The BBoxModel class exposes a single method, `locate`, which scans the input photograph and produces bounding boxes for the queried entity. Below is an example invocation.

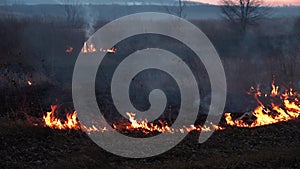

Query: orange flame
[107,47,116,53]
[117,112,223,134]
[270,81,279,97]
[225,83,300,128]
[42,106,223,133]
[81,42,116,54]
[43,105,81,130]
[42,82,299,133]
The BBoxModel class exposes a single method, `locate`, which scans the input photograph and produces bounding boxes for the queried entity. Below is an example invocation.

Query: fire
[42,107,222,133]
[27,81,32,86]
[82,125,108,133]
[42,82,299,133]
[113,112,223,134]
[42,105,109,133]
[65,46,73,53]
[81,42,116,54]
[65,43,117,54]
[43,105,81,130]
[107,47,116,53]
[270,81,279,97]
[225,82,300,128]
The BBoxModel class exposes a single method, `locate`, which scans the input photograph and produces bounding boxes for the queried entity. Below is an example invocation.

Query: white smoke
[82,5,96,38]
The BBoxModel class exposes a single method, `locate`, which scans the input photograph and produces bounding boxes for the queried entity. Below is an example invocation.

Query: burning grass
[81,41,116,54]
[42,82,300,134]
[225,82,300,128]
[1,116,300,168]
[1,81,300,169]
[43,105,81,130]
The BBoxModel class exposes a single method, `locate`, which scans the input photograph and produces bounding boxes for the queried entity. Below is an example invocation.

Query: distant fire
[81,42,116,54]
[27,81,32,86]
[42,82,300,133]
[64,42,116,54]
[65,46,73,53]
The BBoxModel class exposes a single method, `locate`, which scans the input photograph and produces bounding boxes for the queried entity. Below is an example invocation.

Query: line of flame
[42,82,300,133]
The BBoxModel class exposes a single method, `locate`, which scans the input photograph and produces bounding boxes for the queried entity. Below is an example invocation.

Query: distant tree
[221,0,269,31]
[176,0,186,18]
[12,0,25,5]
[61,0,83,28]
[164,0,186,18]
[295,18,300,35]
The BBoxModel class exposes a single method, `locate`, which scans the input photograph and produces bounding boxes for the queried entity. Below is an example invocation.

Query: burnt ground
[1,118,300,169]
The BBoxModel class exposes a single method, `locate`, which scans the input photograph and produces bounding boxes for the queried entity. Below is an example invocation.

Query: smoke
[55,0,96,38]
[82,5,96,39]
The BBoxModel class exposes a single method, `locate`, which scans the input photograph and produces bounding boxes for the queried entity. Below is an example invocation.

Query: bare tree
[62,0,82,27]
[164,0,186,18]
[295,18,300,35]
[177,0,186,18]
[221,0,269,31]
[13,0,25,5]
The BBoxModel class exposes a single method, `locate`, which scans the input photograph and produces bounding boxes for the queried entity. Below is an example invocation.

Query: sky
[2,0,300,6]
[193,0,300,6]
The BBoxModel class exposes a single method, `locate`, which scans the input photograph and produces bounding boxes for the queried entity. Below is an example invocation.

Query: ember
[27,81,32,86]
[65,46,73,53]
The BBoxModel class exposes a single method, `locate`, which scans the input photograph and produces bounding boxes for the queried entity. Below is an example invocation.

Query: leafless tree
[13,0,25,5]
[164,0,186,18]
[221,0,269,31]
[61,0,82,27]
[176,0,186,18]
[295,17,300,35]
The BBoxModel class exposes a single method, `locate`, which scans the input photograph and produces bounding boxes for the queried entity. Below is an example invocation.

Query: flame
[270,81,279,97]
[27,81,32,86]
[42,105,108,133]
[225,83,300,128]
[65,46,73,53]
[117,112,223,134]
[42,107,222,133]
[43,105,81,130]
[82,42,88,53]
[82,125,108,133]
[42,82,299,133]
[81,41,116,54]
[107,47,116,53]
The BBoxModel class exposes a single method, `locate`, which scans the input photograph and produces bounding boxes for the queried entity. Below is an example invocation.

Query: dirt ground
[1,118,300,169]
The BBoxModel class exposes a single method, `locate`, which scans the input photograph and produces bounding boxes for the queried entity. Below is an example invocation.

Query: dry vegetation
[0,8,300,168]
